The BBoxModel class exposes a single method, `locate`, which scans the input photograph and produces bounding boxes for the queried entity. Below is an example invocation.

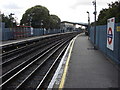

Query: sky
[0,0,119,24]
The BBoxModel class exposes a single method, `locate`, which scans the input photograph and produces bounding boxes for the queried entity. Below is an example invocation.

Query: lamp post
[92,0,97,49]
[28,14,31,26]
[28,13,34,36]
[9,13,15,28]
[87,11,90,38]
[40,20,44,34]
[28,13,35,27]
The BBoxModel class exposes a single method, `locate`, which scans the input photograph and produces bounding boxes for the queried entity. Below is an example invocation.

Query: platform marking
[59,35,78,89]
[47,38,72,88]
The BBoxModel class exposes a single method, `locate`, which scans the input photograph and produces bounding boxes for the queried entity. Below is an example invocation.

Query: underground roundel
[107,27,113,45]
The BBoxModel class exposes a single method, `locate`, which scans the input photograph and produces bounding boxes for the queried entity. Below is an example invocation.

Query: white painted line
[59,35,78,89]
[47,40,72,89]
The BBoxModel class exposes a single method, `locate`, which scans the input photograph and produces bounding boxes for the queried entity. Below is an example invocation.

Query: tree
[20,5,50,28]
[2,13,17,28]
[49,15,61,29]
[20,5,61,29]
[97,1,120,25]
[97,9,108,25]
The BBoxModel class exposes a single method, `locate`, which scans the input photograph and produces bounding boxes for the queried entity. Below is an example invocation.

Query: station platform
[0,32,72,47]
[0,34,56,47]
[48,33,119,89]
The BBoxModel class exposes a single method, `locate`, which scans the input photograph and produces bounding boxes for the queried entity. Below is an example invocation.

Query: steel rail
[1,33,79,89]
[1,38,61,67]
[1,36,59,60]
[16,38,69,89]
[1,39,65,83]
[36,43,68,89]
[0,38,67,88]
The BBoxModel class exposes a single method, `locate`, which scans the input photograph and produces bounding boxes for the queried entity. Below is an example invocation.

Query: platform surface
[64,33,119,88]
[0,32,71,47]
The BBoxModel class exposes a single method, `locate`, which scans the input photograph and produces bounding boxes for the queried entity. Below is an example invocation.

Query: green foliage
[20,5,61,29]
[97,1,120,25]
[2,13,17,28]
[49,15,61,29]
[20,5,49,28]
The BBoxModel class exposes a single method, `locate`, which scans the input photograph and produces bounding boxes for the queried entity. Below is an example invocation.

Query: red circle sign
[107,27,113,45]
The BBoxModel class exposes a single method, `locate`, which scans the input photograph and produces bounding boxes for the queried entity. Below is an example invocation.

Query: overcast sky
[0,0,119,24]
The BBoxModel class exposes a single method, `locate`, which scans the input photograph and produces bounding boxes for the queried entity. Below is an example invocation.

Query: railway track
[1,34,65,58]
[1,33,78,89]
[1,37,64,74]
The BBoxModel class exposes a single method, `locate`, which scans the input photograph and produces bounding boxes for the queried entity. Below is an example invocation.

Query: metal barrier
[1,22,81,41]
[90,23,120,64]
[33,28,43,36]
[13,26,32,39]
[1,26,81,41]
[2,28,14,40]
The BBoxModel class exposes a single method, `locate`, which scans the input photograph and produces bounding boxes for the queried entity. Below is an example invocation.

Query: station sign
[107,17,115,51]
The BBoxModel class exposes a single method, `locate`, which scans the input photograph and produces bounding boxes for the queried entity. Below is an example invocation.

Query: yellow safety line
[59,38,76,89]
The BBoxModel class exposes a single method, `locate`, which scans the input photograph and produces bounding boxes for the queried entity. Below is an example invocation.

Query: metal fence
[90,23,120,64]
[1,28,14,41]
[1,24,80,41]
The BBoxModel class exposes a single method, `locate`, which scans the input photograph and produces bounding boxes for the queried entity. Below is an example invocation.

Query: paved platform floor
[64,33,119,88]
[1,35,52,47]
[1,33,69,47]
